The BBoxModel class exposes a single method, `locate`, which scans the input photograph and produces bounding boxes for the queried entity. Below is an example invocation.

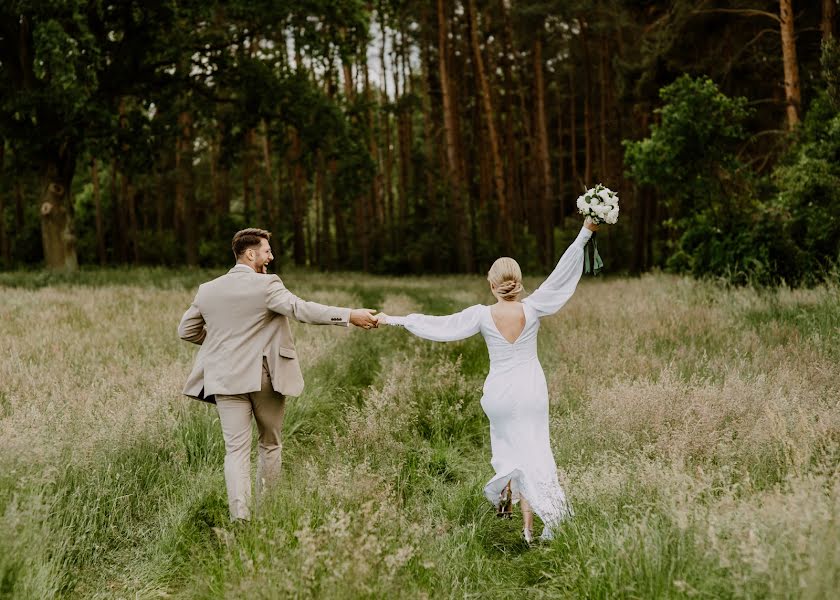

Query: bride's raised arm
[523,224,594,318]
[378,304,483,342]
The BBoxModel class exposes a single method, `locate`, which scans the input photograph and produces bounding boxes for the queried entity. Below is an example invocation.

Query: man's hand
[350,308,379,329]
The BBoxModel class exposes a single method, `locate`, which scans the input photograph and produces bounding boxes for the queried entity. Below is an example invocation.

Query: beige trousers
[215,359,286,521]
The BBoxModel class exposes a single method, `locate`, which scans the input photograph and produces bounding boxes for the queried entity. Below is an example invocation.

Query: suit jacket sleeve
[265,276,352,326]
[178,291,207,344]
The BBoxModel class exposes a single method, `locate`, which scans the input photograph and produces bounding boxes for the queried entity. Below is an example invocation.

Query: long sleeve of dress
[386,304,484,342]
[523,226,593,318]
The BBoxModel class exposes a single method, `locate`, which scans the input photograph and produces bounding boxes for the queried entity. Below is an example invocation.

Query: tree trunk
[210,126,231,230]
[394,28,411,237]
[557,98,566,221]
[631,109,654,274]
[177,111,199,266]
[39,150,79,271]
[533,33,554,267]
[316,150,332,269]
[331,162,348,269]
[581,23,593,186]
[823,0,836,41]
[342,57,354,99]
[0,143,8,266]
[420,5,442,270]
[155,149,169,236]
[344,53,371,271]
[396,95,409,236]
[260,119,277,231]
[599,35,609,182]
[380,21,395,251]
[631,187,647,274]
[242,129,253,219]
[780,0,801,130]
[289,129,307,266]
[467,0,510,252]
[478,116,491,213]
[568,70,579,193]
[363,56,379,271]
[110,159,126,262]
[14,181,24,232]
[120,173,139,264]
[0,190,6,267]
[252,130,263,225]
[438,0,472,271]
[400,27,414,216]
[498,10,519,226]
[91,159,106,265]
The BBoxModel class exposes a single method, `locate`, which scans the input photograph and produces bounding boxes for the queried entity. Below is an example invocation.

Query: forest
[1,1,838,284]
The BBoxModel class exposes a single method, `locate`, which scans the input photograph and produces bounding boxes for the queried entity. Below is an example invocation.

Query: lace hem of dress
[484,468,573,539]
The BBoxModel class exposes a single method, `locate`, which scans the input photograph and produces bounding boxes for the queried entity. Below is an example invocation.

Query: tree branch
[692,8,780,23]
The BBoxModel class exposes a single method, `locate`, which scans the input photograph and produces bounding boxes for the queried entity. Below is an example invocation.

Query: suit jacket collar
[229,263,256,274]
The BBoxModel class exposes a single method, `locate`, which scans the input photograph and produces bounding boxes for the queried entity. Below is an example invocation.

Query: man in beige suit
[178,228,377,521]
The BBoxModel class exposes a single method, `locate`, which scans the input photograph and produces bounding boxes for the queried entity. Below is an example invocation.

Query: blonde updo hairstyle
[487,257,524,301]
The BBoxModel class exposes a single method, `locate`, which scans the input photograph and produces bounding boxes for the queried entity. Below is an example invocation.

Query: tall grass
[0,270,837,598]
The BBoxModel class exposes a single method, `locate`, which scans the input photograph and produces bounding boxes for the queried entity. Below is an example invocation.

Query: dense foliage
[625,41,840,286]
[0,1,837,284]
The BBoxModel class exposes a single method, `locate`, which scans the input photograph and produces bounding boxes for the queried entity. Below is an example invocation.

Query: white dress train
[386,226,593,539]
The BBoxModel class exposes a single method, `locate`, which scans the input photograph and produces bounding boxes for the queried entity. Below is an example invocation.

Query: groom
[178,228,378,521]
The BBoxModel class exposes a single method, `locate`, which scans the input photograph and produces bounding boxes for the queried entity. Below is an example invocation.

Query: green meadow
[1,270,838,599]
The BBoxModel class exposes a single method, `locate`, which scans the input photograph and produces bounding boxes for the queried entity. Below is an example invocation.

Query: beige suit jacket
[178,264,351,402]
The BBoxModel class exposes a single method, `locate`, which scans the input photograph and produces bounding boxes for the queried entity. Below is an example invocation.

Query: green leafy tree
[0,0,369,270]
[771,42,840,282]
[0,1,213,269]
[624,75,804,284]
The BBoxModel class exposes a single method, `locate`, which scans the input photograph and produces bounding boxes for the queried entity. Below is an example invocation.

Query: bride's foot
[539,524,556,542]
[522,527,534,545]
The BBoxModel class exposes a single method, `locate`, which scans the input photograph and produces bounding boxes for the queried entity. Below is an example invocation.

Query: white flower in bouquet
[577,184,620,225]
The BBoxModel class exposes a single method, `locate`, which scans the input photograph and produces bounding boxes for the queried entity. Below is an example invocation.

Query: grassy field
[1,268,838,599]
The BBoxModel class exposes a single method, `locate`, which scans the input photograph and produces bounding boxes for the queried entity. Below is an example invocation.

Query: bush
[625,73,840,286]
[772,91,840,282]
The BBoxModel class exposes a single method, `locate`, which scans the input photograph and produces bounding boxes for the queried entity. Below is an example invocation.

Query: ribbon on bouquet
[583,232,604,275]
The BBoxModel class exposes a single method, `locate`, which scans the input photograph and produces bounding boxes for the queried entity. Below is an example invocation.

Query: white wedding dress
[386,226,593,539]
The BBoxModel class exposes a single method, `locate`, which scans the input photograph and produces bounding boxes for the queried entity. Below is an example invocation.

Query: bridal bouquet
[576,184,620,274]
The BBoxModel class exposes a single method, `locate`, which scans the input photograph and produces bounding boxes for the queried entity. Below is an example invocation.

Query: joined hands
[350,308,379,329]
[349,311,392,329]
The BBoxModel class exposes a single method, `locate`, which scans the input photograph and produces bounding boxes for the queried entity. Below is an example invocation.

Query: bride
[376,218,600,543]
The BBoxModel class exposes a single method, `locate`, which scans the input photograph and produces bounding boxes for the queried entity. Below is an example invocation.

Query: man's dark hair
[232,228,271,258]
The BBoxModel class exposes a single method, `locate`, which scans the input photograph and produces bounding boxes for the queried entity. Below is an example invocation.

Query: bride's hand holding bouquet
[576,184,619,274]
